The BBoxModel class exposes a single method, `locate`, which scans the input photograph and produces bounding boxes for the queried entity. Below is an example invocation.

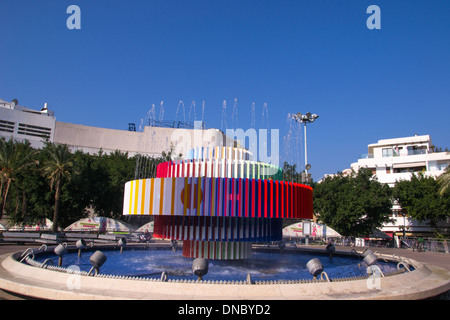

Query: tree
[437,166,450,196]
[0,138,38,219]
[10,149,52,225]
[313,168,392,237]
[90,150,135,220]
[56,150,95,228]
[42,143,73,232]
[393,173,450,227]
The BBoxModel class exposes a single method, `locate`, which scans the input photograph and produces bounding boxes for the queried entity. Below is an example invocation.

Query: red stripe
[258,179,261,218]
[294,184,297,219]
[280,181,286,218]
[245,179,249,217]
[264,179,268,218]
[286,182,289,218]
[252,179,255,218]
[290,183,294,217]
[275,181,278,218]
[269,180,273,218]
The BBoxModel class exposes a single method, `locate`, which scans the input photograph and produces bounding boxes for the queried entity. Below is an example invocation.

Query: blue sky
[1,0,449,181]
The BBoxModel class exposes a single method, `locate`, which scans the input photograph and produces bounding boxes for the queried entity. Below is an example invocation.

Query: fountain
[124,146,312,260]
[0,104,448,299]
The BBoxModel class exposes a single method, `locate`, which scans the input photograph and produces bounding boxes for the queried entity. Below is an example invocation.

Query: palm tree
[42,142,73,232]
[0,138,37,219]
[437,166,450,196]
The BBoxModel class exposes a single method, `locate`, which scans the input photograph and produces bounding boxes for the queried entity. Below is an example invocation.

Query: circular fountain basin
[31,247,399,283]
[0,244,449,300]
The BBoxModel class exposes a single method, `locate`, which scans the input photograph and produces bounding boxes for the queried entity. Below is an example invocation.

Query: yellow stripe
[141,179,146,215]
[149,179,154,215]
[171,177,175,215]
[159,178,165,215]
[134,180,140,215]
[129,181,134,215]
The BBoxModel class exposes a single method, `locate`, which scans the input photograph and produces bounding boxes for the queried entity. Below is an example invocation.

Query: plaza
[0,242,448,300]
[1,1,449,304]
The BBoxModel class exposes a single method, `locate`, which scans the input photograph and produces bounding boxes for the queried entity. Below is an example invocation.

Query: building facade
[351,135,450,187]
[0,98,229,158]
[351,135,450,238]
[0,99,55,149]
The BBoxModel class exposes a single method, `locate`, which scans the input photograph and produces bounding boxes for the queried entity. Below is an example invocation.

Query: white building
[0,98,230,158]
[0,99,56,149]
[351,135,450,187]
[351,135,450,238]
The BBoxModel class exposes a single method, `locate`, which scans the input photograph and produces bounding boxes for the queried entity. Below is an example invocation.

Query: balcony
[358,153,374,159]
[407,148,427,156]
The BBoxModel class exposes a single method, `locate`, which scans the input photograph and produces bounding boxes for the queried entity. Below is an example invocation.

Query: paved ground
[305,245,450,271]
[0,242,448,300]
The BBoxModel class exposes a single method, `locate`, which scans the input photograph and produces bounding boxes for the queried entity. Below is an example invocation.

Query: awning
[9,218,53,231]
[393,162,426,169]
[368,228,392,239]
[135,221,154,233]
[64,217,134,233]
[394,232,414,237]
[282,222,341,238]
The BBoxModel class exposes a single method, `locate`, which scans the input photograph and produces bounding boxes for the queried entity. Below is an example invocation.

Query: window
[17,123,51,139]
[436,162,449,171]
[407,146,427,155]
[0,120,15,133]
[382,148,393,157]
[393,166,426,173]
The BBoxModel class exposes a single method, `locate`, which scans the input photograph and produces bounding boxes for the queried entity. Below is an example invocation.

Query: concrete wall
[0,106,55,149]
[54,121,228,157]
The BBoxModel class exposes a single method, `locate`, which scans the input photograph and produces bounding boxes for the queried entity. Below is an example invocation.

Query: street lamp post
[292,112,319,180]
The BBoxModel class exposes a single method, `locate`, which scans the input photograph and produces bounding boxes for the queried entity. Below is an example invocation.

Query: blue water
[33,248,399,282]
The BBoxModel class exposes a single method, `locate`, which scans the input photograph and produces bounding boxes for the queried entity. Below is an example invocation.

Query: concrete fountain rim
[0,244,449,300]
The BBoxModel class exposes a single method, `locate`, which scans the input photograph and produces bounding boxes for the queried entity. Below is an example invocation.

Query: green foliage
[0,138,174,230]
[89,150,136,220]
[393,172,450,226]
[437,166,450,196]
[42,142,74,232]
[0,137,38,219]
[313,168,392,237]
[3,138,447,236]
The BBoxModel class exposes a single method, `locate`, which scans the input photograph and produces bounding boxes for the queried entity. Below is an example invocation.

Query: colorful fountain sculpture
[123,146,313,260]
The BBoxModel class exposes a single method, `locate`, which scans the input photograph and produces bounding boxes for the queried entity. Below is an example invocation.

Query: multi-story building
[0,99,56,149]
[351,135,450,238]
[351,135,450,187]
[0,98,230,158]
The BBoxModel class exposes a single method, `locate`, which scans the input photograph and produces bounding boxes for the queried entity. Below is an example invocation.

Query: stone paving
[0,242,448,300]
[306,245,450,271]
